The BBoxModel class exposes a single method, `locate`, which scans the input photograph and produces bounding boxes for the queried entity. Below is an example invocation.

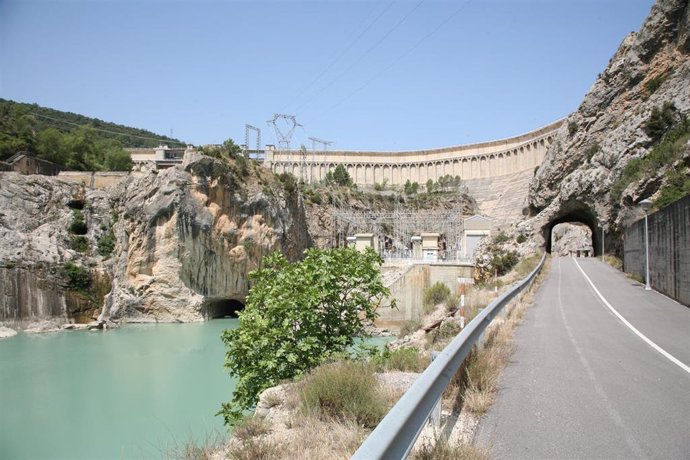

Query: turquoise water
[0,321,393,459]
[0,320,239,459]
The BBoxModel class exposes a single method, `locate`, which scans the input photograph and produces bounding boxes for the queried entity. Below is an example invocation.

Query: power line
[317,0,474,117]
[280,1,396,113]
[294,0,427,113]
[30,112,186,146]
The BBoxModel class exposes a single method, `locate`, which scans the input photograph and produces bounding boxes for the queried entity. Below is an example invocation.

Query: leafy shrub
[277,172,297,194]
[235,154,249,176]
[219,248,392,425]
[611,114,689,203]
[69,209,87,235]
[585,143,600,161]
[97,229,115,257]
[299,361,387,428]
[644,74,666,95]
[516,234,527,244]
[493,231,510,244]
[644,102,677,142]
[61,262,91,291]
[490,248,519,276]
[71,235,89,252]
[654,169,690,209]
[568,121,578,136]
[423,282,450,313]
[309,190,322,205]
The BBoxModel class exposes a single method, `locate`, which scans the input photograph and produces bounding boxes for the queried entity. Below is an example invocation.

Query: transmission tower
[266,114,302,165]
[243,124,261,159]
[308,137,333,183]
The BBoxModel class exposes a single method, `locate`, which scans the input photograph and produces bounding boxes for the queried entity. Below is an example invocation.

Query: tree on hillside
[219,247,393,425]
[325,164,352,187]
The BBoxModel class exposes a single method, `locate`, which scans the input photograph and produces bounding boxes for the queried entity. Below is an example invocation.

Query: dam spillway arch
[264,120,563,187]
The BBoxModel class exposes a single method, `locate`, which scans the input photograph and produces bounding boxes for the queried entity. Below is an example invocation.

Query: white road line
[573,258,690,375]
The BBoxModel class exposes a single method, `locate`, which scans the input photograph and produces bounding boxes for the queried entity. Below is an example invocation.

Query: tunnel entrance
[543,204,601,256]
[551,222,593,257]
[204,299,244,319]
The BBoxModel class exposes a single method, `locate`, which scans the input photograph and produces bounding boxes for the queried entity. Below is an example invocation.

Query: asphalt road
[476,257,690,459]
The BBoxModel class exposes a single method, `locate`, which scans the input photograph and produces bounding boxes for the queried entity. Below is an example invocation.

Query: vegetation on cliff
[219,247,392,425]
[0,98,182,169]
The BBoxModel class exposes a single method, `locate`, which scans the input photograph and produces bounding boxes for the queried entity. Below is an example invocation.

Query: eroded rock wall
[527,0,690,249]
[0,173,111,323]
[101,155,311,322]
[0,155,312,325]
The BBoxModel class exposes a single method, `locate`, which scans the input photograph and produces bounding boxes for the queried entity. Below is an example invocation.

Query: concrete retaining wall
[376,263,473,325]
[624,194,690,306]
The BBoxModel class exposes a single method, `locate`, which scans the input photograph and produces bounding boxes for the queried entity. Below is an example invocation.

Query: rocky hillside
[0,155,311,326]
[527,0,689,251]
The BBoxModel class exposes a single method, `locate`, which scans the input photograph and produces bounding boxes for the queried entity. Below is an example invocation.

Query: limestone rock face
[0,173,110,324]
[528,0,690,249]
[101,155,311,322]
[0,155,311,325]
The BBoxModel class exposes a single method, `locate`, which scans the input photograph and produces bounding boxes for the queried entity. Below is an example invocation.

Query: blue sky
[1,0,654,151]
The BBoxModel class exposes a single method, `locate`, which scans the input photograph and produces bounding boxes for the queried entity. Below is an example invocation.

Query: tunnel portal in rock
[543,206,601,256]
[204,298,244,319]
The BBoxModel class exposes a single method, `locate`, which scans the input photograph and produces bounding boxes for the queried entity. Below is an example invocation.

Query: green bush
[299,361,387,428]
[568,121,578,136]
[585,143,600,161]
[654,169,690,209]
[493,231,510,244]
[644,102,677,142]
[61,261,91,291]
[277,173,297,194]
[516,234,527,244]
[70,235,89,252]
[489,247,519,276]
[423,282,451,313]
[611,113,689,203]
[644,74,666,95]
[97,229,115,257]
[219,248,392,425]
[376,347,428,373]
[69,210,87,235]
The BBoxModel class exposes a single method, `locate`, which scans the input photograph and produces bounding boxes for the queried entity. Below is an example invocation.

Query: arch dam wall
[264,120,563,187]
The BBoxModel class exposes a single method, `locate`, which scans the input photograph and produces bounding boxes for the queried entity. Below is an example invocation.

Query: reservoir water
[0,319,239,459]
[0,320,392,459]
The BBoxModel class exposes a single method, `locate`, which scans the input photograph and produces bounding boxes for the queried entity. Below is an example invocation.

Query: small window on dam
[204,299,244,319]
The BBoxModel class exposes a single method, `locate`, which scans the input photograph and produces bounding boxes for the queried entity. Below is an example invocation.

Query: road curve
[476,257,690,459]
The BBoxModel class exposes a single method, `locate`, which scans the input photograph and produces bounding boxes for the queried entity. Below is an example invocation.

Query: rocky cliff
[0,155,311,326]
[527,0,690,252]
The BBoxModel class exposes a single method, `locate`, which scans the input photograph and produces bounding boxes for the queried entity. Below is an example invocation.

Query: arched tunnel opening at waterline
[543,208,601,257]
[204,299,245,319]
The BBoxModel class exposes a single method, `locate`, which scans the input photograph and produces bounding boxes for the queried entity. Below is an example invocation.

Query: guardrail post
[429,352,442,428]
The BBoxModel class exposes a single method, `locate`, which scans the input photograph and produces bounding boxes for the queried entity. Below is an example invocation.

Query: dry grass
[299,360,388,428]
[412,438,490,460]
[378,347,430,372]
[227,437,283,460]
[163,430,228,460]
[445,256,549,416]
[232,415,271,440]
[280,415,369,459]
[604,254,623,270]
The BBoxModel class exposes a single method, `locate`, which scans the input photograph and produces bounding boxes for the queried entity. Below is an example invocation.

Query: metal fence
[624,194,690,306]
[352,253,546,459]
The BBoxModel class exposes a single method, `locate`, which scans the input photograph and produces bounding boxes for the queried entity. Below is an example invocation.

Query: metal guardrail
[352,253,546,460]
